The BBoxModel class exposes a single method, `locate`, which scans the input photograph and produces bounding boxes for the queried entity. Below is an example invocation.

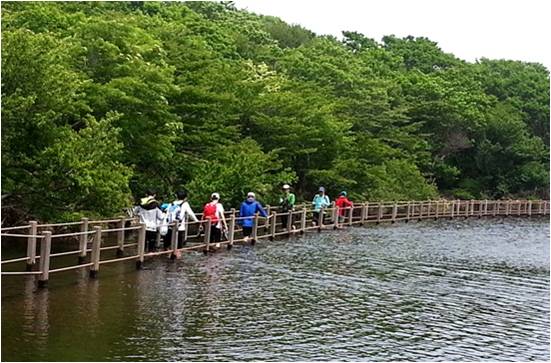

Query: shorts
[210,226,222,243]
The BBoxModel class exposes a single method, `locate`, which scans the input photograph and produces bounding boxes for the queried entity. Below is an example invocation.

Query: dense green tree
[1,1,548,224]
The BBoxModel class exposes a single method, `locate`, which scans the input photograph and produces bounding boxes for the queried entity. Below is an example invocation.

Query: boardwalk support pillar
[37,231,52,288]
[78,217,89,264]
[89,226,102,278]
[26,221,38,271]
[136,223,146,269]
[116,217,125,257]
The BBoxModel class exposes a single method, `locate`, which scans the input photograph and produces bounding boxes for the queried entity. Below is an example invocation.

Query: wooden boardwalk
[1,199,548,287]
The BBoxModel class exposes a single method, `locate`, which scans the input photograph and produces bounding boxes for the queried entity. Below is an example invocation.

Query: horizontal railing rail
[1,199,548,287]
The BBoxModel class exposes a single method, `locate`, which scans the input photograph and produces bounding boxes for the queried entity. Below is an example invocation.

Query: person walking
[279,184,296,231]
[239,192,268,242]
[335,191,353,228]
[164,190,200,251]
[134,189,164,252]
[312,186,330,226]
[203,193,227,248]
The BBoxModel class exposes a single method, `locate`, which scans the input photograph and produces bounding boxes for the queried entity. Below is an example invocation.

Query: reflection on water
[2,217,549,361]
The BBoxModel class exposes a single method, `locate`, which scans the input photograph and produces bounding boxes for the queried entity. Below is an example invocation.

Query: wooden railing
[1,199,548,287]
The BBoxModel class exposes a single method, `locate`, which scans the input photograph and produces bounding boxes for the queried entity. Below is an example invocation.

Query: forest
[1,1,549,223]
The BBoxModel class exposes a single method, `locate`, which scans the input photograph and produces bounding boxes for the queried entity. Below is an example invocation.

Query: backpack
[167,201,183,223]
[203,203,218,224]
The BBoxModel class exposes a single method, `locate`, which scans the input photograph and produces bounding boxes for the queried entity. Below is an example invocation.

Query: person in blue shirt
[312,186,331,226]
[239,192,268,242]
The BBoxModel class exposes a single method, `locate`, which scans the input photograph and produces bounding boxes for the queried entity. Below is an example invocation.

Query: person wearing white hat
[239,192,267,242]
[279,184,296,231]
[202,192,227,248]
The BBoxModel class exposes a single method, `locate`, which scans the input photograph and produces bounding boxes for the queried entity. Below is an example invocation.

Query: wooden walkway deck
[1,199,548,287]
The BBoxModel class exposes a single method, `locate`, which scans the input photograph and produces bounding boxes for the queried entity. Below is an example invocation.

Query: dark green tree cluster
[2,2,549,223]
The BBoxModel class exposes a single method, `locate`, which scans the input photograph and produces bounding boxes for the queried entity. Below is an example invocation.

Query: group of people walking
[132,184,354,253]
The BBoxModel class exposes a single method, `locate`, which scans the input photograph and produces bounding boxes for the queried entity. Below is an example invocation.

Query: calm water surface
[2,218,549,361]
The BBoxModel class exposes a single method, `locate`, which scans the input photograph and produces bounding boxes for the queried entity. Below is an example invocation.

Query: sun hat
[318,186,325,193]
[211,192,220,200]
[282,184,290,189]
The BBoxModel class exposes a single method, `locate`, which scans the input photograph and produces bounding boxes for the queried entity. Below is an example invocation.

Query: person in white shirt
[164,190,200,249]
[133,190,164,252]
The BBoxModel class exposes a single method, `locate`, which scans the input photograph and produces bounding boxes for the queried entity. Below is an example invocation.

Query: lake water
[2,217,549,361]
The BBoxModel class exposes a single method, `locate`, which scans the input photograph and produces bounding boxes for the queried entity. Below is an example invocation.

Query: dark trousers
[313,211,323,225]
[210,226,222,243]
[164,229,186,249]
[146,230,157,252]
[242,226,253,237]
[281,214,291,229]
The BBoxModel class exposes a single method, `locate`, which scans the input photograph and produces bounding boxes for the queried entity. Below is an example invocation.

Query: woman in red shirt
[335,191,353,228]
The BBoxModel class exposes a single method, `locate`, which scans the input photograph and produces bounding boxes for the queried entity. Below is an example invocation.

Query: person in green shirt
[279,184,296,231]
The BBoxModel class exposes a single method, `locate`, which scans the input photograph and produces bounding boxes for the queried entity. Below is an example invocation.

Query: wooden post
[252,213,259,245]
[170,221,179,259]
[78,217,89,264]
[505,200,510,216]
[434,201,439,220]
[227,213,235,249]
[116,217,125,257]
[537,200,542,215]
[377,202,382,224]
[265,205,271,228]
[528,200,532,216]
[37,231,52,288]
[428,200,433,219]
[331,202,338,230]
[183,212,189,242]
[517,200,521,216]
[136,223,146,269]
[405,202,411,222]
[270,211,277,240]
[287,210,293,233]
[155,229,161,250]
[297,208,305,235]
[494,201,499,216]
[348,206,354,226]
[391,203,397,223]
[450,200,455,219]
[25,221,38,271]
[469,200,475,217]
[89,226,102,278]
[204,218,212,254]
[360,203,367,225]
[544,200,548,215]
[483,200,488,216]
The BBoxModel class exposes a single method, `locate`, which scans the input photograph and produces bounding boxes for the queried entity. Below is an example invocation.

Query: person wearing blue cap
[312,186,330,226]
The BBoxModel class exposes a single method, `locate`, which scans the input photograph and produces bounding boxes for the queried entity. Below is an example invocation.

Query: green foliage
[185,139,297,208]
[1,2,548,224]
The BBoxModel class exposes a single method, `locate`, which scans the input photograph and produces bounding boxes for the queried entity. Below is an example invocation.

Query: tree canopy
[2,1,549,224]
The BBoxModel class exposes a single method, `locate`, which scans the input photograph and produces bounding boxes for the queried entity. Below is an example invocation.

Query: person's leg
[313,212,319,225]
[164,229,172,250]
[210,226,221,243]
[177,232,185,249]
[281,214,288,230]
[242,226,252,240]
[146,231,156,252]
